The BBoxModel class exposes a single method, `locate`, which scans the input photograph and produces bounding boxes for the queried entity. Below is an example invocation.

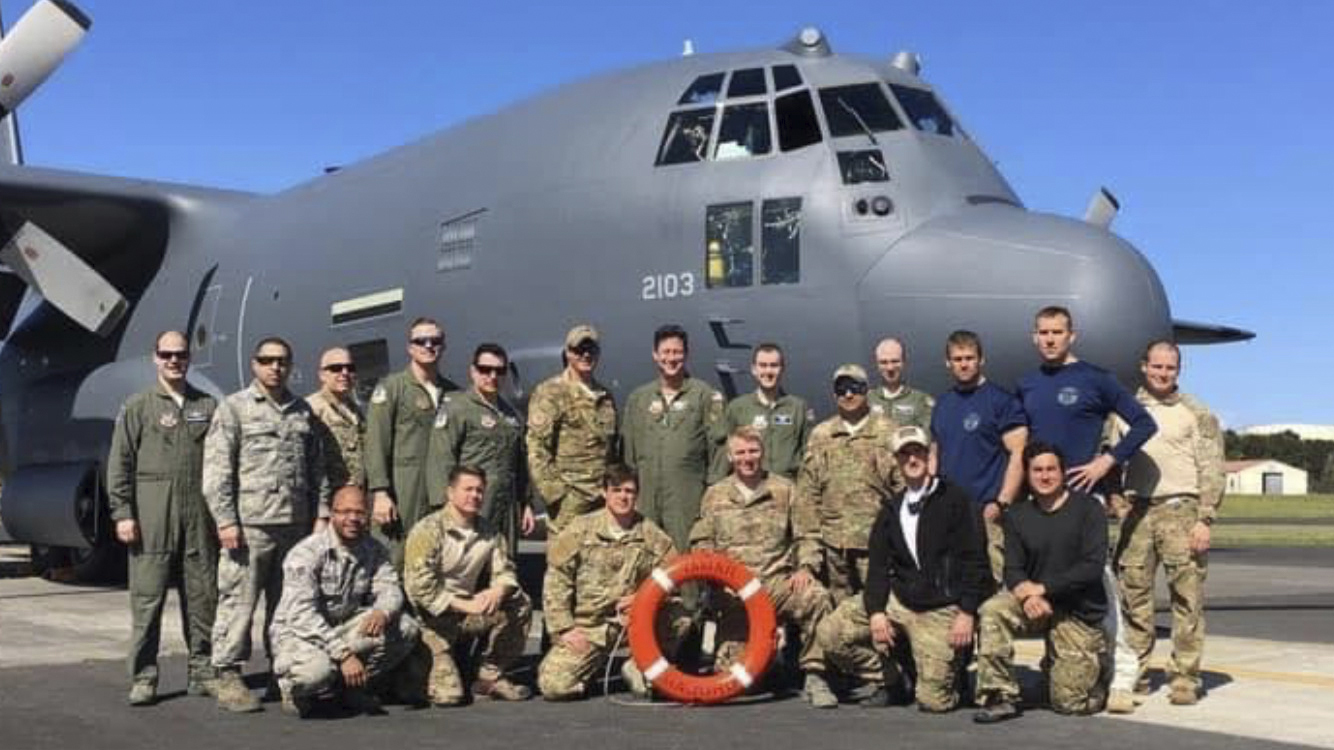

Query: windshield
[818,84,903,139]
[889,85,957,136]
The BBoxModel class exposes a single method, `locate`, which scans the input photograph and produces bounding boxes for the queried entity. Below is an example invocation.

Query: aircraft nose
[856,204,1173,386]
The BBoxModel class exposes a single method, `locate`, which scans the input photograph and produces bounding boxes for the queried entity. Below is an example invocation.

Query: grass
[1220,494,1334,520]
[1211,524,1334,547]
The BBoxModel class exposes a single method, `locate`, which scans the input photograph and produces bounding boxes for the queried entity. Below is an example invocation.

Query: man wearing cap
[365,317,461,568]
[307,346,365,490]
[527,324,619,532]
[796,364,901,603]
[622,324,725,551]
[929,330,1027,582]
[707,342,815,483]
[818,425,990,709]
[868,337,934,430]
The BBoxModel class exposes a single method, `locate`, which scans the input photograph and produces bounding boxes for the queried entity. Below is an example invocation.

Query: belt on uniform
[1137,493,1199,507]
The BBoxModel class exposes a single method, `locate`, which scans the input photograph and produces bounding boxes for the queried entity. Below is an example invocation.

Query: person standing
[930,330,1027,581]
[108,331,219,705]
[526,324,618,532]
[306,346,365,490]
[205,337,329,713]
[868,337,934,430]
[708,342,815,483]
[622,324,724,551]
[365,318,459,568]
[426,343,535,552]
[1015,305,1156,714]
[1109,340,1224,705]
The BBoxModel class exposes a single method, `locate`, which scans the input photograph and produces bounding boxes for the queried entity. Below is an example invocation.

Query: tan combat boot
[215,668,262,713]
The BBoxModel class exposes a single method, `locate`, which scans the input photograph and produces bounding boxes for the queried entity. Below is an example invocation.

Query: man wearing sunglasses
[527,325,618,532]
[365,317,460,568]
[796,365,902,604]
[204,336,329,713]
[107,331,219,706]
[426,343,536,553]
[306,347,365,490]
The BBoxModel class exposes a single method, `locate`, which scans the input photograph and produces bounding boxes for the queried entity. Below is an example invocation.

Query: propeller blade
[0,0,91,115]
[0,219,127,336]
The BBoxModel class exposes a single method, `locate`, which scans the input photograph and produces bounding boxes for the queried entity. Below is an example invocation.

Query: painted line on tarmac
[1013,642,1334,690]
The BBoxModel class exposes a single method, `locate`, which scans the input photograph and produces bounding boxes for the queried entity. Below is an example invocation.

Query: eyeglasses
[474,364,507,376]
[156,350,190,362]
[254,355,290,367]
[322,363,356,374]
[833,381,868,397]
[411,336,444,349]
[569,341,600,357]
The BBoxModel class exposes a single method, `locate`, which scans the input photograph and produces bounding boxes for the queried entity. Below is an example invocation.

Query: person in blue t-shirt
[930,330,1028,582]
[1014,304,1157,715]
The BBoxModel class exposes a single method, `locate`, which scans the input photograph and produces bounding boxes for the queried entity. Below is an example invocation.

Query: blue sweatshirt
[931,381,1027,506]
[1015,360,1156,466]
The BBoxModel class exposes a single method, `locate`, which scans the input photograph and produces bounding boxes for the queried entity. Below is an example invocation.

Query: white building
[1239,424,1334,441]
[1224,459,1309,495]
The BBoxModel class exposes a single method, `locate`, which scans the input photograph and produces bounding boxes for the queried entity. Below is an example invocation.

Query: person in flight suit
[708,342,815,483]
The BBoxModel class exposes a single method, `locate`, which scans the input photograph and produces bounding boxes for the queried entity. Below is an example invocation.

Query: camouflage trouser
[417,590,532,703]
[546,487,601,535]
[211,524,306,669]
[1117,497,1207,690]
[127,517,218,685]
[715,574,832,674]
[821,547,870,603]
[817,595,968,711]
[538,606,689,700]
[273,609,421,698]
[976,592,1106,714]
[984,514,1005,585]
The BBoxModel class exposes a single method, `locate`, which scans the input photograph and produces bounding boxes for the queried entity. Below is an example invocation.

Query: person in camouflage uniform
[365,318,460,569]
[306,346,365,490]
[707,342,815,483]
[205,336,329,713]
[538,464,678,700]
[426,343,534,554]
[691,427,835,707]
[404,466,532,705]
[1109,341,1225,705]
[817,426,991,711]
[868,337,934,430]
[270,486,421,717]
[107,331,218,705]
[526,325,618,532]
[796,364,901,603]
[974,444,1108,723]
[622,324,724,551]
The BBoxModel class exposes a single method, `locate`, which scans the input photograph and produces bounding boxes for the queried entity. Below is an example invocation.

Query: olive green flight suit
[107,384,219,687]
[622,377,724,551]
[364,367,460,568]
[868,385,935,430]
[708,390,815,483]
[425,389,530,552]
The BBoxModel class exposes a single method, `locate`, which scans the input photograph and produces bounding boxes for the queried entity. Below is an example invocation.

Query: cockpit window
[890,85,956,136]
[772,64,802,92]
[706,202,754,288]
[818,84,903,139]
[836,150,889,184]
[727,68,767,98]
[761,198,801,285]
[715,103,772,160]
[775,90,822,152]
[678,73,725,105]
[655,108,716,166]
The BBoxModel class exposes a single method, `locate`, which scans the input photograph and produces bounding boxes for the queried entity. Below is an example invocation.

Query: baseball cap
[565,324,600,349]
[890,425,931,453]
[832,363,868,384]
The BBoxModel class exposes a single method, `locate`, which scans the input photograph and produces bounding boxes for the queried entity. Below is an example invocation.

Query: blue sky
[12,0,1333,428]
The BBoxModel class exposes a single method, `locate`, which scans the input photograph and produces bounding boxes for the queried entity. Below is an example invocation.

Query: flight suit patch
[670,400,687,412]
[480,415,497,429]
[159,412,179,429]
[371,386,388,404]
[185,410,210,423]
[773,413,793,426]
[648,401,663,416]
[751,415,768,429]
[434,409,449,429]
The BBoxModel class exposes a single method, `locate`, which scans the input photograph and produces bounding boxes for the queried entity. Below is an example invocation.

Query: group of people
[106,305,1223,724]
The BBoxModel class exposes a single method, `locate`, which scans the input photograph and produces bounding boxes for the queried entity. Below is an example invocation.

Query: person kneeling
[816,426,990,710]
[538,465,681,700]
[973,442,1108,723]
[404,466,533,705]
[270,486,421,718]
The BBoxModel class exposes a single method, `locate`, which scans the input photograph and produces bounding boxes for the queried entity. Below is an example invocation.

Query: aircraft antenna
[682,39,694,56]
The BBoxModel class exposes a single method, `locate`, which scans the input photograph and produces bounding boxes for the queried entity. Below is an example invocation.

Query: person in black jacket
[815,425,991,710]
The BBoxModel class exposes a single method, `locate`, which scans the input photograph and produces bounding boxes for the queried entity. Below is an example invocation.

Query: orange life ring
[627,550,778,705]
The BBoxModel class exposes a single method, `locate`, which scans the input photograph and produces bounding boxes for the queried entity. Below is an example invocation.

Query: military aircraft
[0,2,1251,576]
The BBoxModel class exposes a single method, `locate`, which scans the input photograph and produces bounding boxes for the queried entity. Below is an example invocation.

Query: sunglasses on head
[322,363,356,374]
[156,350,190,362]
[411,336,444,348]
[833,381,868,397]
[254,355,290,367]
[473,364,507,376]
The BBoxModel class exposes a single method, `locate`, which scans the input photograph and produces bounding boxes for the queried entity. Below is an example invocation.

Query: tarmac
[2,544,1332,750]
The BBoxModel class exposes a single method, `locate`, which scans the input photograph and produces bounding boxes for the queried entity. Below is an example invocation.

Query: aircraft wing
[0,164,252,338]
[1172,318,1255,345]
